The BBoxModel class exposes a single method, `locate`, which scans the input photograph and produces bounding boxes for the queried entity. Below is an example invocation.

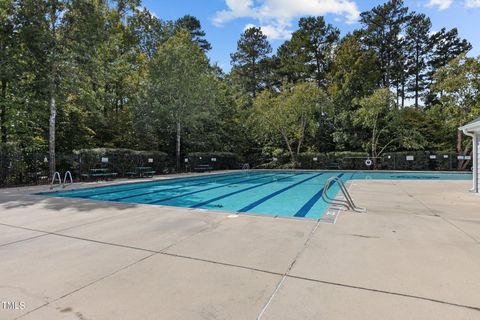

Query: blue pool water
[41,171,472,219]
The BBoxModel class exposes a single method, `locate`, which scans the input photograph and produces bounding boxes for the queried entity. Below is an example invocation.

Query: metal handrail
[63,171,73,188]
[50,171,62,190]
[322,177,366,213]
[242,163,250,170]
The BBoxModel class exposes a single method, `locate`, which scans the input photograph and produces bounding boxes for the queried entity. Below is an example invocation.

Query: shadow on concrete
[0,193,141,212]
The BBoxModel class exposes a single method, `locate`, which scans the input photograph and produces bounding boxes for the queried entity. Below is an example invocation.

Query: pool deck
[1,173,479,319]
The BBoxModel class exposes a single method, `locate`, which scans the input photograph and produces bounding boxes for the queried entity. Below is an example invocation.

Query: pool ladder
[322,176,366,213]
[50,171,73,189]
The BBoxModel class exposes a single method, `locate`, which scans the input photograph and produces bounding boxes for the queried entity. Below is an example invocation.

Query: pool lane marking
[238,173,324,213]
[42,172,241,196]
[54,172,247,199]
[145,173,285,205]
[294,173,344,218]
[108,173,258,201]
[189,173,300,208]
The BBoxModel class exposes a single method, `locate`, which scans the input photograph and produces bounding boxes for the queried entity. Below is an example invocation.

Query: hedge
[73,148,168,177]
[255,151,470,171]
[186,152,240,170]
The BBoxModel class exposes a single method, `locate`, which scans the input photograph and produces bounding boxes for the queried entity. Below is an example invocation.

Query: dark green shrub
[73,148,167,177]
[261,151,470,171]
[187,152,240,170]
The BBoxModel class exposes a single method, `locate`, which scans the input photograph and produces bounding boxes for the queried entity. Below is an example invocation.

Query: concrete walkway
[0,178,479,319]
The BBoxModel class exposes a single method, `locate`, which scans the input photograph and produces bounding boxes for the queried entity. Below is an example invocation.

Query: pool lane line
[107,172,261,201]
[146,173,286,205]
[51,172,248,199]
[73,173,245,200]
[294,173,344,218]
[189,173,300,208]
[238,173,324,213]
[39,171,242,196]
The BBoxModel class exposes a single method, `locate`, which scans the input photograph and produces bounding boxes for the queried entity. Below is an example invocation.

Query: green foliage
[359,0,409,88]
[353,88,398,157]
[135,30,234,168]
[187,152,240,170]
[174,15,211,52]
[290,16,340,88]
[251,83,327,164]
[73,148,167,176]
[230,27,272,98]
[256,151,467,171]
[405,13,431,108]
[0,0,477,179]
[430,54,480,167]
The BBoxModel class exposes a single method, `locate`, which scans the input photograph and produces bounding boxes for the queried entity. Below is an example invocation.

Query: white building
[459,117,480,193]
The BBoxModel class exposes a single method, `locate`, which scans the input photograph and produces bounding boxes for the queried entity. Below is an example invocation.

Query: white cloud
[426,0,453,10]
[212,0,360,40]
[465,0,480,8]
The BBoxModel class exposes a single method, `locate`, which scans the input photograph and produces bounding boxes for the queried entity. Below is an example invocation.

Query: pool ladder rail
[50,171,73,189]
[241,163,250,171]
[322,176,366,213]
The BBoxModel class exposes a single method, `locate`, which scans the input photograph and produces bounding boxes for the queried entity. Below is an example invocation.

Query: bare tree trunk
[48,0,58,180]
[280,131,295,164]
[414,74,419,108]
[460,144,472,170]
[49,93,56,178]
[176,120,181,170]
[1,79,7,143]
[296,116,306,158]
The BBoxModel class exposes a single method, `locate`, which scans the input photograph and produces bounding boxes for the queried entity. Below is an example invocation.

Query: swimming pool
[41,171,472,220]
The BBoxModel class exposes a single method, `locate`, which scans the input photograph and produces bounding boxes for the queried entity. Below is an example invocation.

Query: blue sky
[141,0,480,72]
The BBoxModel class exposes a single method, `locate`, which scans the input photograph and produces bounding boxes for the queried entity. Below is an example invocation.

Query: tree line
[0,0,479,173]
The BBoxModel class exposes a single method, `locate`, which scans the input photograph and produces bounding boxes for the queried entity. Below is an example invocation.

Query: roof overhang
[459,119,480,134]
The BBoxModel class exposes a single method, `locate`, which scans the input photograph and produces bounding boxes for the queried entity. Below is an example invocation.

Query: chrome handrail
[50,171,62,190]
[63,171,73,188]
[322,177,366,213]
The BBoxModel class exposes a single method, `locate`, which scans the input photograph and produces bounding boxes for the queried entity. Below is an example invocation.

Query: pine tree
[275,16,339,88]
[0,0,17,143]
[359,0,409,88]
[405,13,432,108]
[174,15,211,52]
[230,27,272,98]
[426,27,472,105]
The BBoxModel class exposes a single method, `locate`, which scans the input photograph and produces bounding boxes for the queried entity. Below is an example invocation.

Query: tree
[359,0,409,88]
[297,16,339,88]
[429,28,472,76]
[15,0,68,177]
[405,13,431,108]
[275,38,309,84]
[230,27,272,98]
[353,88,398,161]
[251,82,326,164]
[128,7,167,60]
[327,35,380,150]
[430,55,480,168]
[138,31,215,169]
[174,15,211,52]
[0,0,17,143]
[426,27,472,105]
[275,16,339,88]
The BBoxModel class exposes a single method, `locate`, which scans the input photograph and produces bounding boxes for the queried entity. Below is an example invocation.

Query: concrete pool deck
[0,175,479,319]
